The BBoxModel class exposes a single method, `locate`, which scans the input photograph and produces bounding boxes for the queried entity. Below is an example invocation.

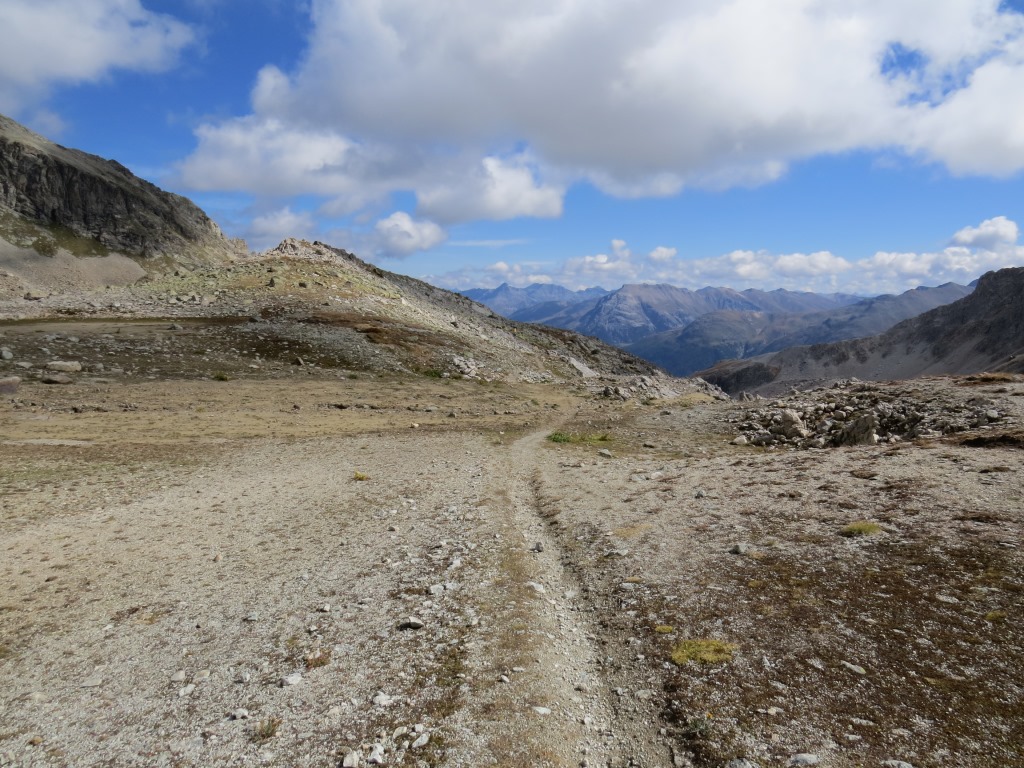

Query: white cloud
[372,212,446,258]
[418,155,563,223]
[951,215,1019,249]
[425,218,1024,295]
[0,0,193,113]
[248,207,317,251]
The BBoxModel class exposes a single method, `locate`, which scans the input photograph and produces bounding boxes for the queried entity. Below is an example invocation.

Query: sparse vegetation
[654,625,675,634]
[547,431,611,444]
[353,471,369,481]
[213,372,232,381]
[841,520,883,537]
[670,639,738,665]
[305,648,332,668]
[985,610,1008,623]
[251,716,282,742]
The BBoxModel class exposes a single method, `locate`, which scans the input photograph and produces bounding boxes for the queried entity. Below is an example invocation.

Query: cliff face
[0,114,245,262]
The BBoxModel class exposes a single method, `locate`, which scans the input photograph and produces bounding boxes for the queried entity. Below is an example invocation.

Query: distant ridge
[698,266,1024,395]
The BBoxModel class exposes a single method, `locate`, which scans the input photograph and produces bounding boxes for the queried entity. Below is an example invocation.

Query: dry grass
[840,520,883,537]
[670,639,738,665]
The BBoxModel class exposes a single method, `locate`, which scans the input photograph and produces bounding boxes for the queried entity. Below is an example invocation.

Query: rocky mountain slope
[0,113,246,297]
[699,266,1024,395]
[628,282,973,376]
[525,283,860,345]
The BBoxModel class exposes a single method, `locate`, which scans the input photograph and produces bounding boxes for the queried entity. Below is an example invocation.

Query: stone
[531,542,544,552]
[0,347,12,360]
[526,581,546,594]
[46,361,82,372]
[178,684,196,697]
[342,750,361,767]
[731,435,749,446]
[41,373,72,384]
[532,706,552,715]
[881,762,915,768]
[81,675,103,688]
[170,671,186,683]
[0,376,20,395]
[726,760,762,768]
[597,448,613,458]
[411,733,430,749]
[372,692,393,706]
[281,673,303,687]
[730,543,750,555]
[398,617,424,630]
[231,708,250,720]
[841,661,867,675]
[788,755,820,766]
[367,744,385,764]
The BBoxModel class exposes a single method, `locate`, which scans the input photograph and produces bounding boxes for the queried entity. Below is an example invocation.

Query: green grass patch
[840,521,883,537]
[670,639,738,665]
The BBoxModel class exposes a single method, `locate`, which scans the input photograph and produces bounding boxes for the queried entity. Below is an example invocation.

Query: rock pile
[730,380,1009,449]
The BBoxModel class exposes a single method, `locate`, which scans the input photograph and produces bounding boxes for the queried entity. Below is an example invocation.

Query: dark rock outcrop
[0,113,245,262]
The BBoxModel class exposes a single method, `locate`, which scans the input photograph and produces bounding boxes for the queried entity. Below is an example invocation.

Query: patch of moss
[547,431,611,444]
[841,521,882,537]
[670,639,738,665]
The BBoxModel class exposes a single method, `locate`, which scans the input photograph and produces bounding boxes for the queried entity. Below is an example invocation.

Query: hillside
[699,267,1024,395]
[0,113,247,297]
[628,282,973,376]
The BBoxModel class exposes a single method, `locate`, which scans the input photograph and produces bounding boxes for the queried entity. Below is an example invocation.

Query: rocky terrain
[699,267,1024,397]
[2,121,1023,768]
[2,239,1023,768]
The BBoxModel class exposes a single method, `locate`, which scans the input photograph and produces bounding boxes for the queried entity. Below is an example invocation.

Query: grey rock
[170,670,186,683]
[411,733,430,749]
[726,760,761,768]
[45,361,82,372]
[342,750,361,767]
[881,762,915,768]
[730,543,750,555]
[41,373,72,384]
[398,617,424,630]
[841,661,867,675]
[0,347,12,360]
[532,706,552,715]
[81,675,103,688]
[280,673,302,687]
[372,692,394,706]
[178,684,196,697]
[788,755,820,766]
[597,448,613,458]
[0,376,20,395]
[367,744,385,764]
[231,708,250,720]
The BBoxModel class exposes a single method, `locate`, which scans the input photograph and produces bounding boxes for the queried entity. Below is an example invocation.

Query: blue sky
[3,1,1024,295]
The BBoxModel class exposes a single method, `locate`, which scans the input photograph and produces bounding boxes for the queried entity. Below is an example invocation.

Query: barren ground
[2,317,1023,768]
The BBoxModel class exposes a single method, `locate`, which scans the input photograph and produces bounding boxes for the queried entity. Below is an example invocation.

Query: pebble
[398,617,425,630]
[531,542,544,552]
[0,347,12,360]
[244,612,260,622]
[372,692,394,706]
[881,762,915,768]
[532,706,552,715]
[841,661,867,675]
[730,543,750,555]
[726,760,761,768]
[41,373,73,384]
[367,744,385,764]
[81,675,103,688]
[178,684,196,697]
[46,360,82,372]
[231,708,250,720]
[411,733,430,749]
[281,673,303,687]
[597,448,613,458]
[526,581,546,594]
[342,750,360,767]
[170,671,186,683]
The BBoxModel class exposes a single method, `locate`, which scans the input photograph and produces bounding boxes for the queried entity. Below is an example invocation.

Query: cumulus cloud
[372,212,446,258]
[0,0,193,113]
[168,1,1024,259]
[427,218,1024,295]
[247,207,317,251]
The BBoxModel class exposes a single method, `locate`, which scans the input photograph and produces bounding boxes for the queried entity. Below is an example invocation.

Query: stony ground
[2,312,1023,768]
